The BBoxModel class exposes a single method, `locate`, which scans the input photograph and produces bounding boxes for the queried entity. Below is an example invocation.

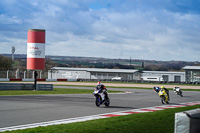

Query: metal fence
[78,78,200,85]
[0,83,53,91]
[0,70,48,79]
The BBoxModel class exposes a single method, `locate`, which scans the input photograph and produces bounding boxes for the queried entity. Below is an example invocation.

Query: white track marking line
[0,101,199,132]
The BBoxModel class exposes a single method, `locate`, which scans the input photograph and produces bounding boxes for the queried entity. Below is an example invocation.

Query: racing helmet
[161,86,165,89]
[97,81,101,86]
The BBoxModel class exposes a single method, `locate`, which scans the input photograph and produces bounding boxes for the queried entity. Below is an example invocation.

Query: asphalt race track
[0,86,200,129]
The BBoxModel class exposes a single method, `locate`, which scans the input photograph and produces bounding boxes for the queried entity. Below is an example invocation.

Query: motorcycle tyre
[180,91,183,97]
[104,97,110,107]
[95,96,101,107]
[161,96,165,104]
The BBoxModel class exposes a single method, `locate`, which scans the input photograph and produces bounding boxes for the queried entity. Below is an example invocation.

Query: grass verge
[0,88,122,96]
[72,81,200,86]
[4,105,200,133]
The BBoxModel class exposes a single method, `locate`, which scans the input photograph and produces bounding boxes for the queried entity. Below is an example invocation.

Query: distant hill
[1,54,199,71]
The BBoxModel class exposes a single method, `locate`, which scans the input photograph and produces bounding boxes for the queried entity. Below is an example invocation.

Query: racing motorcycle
[158,89,169,104]
[173,87,183,97]
[93,88,110,107]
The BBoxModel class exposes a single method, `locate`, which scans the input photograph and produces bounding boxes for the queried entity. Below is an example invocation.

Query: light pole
[11,46,15,78]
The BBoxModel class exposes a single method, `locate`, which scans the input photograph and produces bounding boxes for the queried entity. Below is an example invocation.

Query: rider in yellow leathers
[160,86,170,101]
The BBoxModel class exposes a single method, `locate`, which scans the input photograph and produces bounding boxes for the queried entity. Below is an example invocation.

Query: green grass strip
[73,81,200,86]
[4,105,200,133]
[0,88,122,96]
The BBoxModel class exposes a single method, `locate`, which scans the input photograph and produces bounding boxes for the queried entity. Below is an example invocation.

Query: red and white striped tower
[27,29,45,70]
[27,29,45,90]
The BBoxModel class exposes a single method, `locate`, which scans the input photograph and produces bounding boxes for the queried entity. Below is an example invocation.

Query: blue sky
[0,0,200,61]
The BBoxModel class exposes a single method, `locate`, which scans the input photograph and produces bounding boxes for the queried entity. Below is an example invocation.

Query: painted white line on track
[0,101,199,132]
[144,107,164,111]
[0,115,106,132]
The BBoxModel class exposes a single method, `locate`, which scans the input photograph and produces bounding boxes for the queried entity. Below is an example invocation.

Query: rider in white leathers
[95,81,108,99]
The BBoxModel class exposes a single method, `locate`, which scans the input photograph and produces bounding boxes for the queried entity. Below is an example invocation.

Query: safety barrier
[0,78,77,82]
[1,78,199,85]
[0,83,53,91]
[175,108,200,133]
[78,79,200,85]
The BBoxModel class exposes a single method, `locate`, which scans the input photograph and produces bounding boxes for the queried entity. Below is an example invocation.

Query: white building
[48,67,141,80]
[142,71,185,82]
[182,66,200,82]
[48,67,186,82]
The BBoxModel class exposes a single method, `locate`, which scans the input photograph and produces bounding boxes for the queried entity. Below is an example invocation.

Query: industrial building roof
[143,71,185,74]
[182,66,200,70]
[51,67,139,73]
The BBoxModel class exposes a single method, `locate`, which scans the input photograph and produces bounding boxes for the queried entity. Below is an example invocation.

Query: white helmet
[97,81,101,86]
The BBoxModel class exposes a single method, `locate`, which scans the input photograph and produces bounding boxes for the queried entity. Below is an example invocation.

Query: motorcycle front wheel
[95,96,101,107]
[161,95,165,104]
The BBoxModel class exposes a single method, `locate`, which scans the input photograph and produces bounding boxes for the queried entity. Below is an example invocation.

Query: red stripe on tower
[27,29,45,70]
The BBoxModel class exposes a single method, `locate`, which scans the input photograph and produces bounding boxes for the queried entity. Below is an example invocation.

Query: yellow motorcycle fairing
[158,89,168,102]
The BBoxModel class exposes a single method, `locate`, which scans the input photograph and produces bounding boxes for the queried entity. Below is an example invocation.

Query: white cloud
[0,0,200,61]
[0,14,22,24]
[0,34,27,54]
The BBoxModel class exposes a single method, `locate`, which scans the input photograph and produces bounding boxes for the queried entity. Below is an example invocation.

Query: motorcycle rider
[160,86,170,101]
[95,81,108,99]
[153,86,160,93]
[173,86,180,92]
[173,86,183,96]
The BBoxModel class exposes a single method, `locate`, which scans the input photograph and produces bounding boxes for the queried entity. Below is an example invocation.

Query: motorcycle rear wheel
[180,91,183,97]
[104,97,110,107]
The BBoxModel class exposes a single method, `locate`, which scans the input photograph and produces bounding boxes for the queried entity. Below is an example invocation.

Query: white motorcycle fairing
[93,88,110,107]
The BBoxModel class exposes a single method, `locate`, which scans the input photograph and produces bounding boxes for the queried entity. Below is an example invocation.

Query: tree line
[0,55,198,72]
